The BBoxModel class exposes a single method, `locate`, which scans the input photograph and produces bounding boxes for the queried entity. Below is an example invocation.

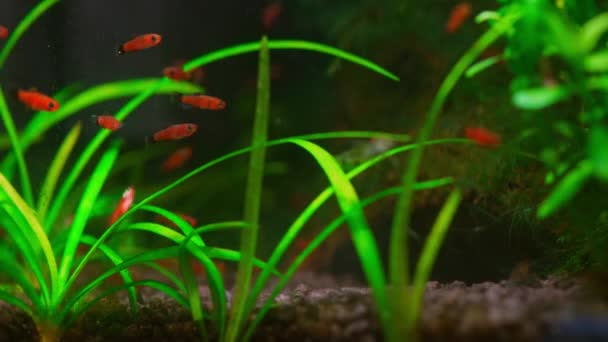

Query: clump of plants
[0,1,465,342]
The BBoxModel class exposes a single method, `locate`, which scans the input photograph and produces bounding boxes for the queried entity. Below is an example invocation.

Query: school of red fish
[1,2,499,242]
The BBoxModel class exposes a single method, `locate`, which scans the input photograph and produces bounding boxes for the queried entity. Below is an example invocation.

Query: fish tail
[116,44,125,56]
[90,114,98,125]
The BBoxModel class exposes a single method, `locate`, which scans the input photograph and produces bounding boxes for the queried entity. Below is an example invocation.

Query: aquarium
[1,1,608,341]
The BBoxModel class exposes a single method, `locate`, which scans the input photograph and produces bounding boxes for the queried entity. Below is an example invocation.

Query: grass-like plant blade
[0,203,50,304]
[407,187,462,335]
[178,248,208,342]
[183,40,399,81]
[56,139,122,298]
[44,78,175,231]
[0,172,57,299]
[0,79,202,177]
[0,86,33,206]
[138,204,205,246]
[37,121,81,223]
[287,138,392,339]
[244,178,454,340]
[79,235,137,315]
[388,12,520,339]
[64,280,188,327]
[227,36,270,342]
[0,0,60,69]
[537,160,593,219]
[178,234,227,339]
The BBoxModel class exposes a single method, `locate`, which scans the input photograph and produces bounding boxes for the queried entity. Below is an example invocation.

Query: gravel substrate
[2,274,608,341]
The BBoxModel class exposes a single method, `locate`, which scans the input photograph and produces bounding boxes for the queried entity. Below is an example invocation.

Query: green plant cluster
[0,1,467,342]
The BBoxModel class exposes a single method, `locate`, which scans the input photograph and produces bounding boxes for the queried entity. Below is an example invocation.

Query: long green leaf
[288,138,391,338]
[138,205,205,246]
[0,202,50,304]
[0,0,60,70]
[227,36,270,342]
[56,140,122,303]
[407,187,462,334]
[37,121,81,223]
[178,248,207,342]
[183,40,399,81]
[0,86,33,206]
[0,172,57,299]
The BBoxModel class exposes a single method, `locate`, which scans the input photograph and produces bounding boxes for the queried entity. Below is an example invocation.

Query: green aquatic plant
[0,2,471,342]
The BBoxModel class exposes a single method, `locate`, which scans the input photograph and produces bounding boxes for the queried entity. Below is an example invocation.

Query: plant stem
[225,36,270,342]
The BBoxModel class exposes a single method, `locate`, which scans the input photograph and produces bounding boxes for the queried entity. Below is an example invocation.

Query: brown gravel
[2,274,608,342]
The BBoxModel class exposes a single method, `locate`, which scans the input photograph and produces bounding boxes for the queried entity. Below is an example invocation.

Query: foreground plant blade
[0,172,58,299]
[37,121,82,224]
[226,36,271,342]
[0,86,33,206]
[388,10,520,340]
[183,40,399,81]
[407,187,462,337]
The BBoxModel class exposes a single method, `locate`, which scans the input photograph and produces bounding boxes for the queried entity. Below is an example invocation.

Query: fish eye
[48,102,55,109]
[150,35,157,42]
[187,125,194,131]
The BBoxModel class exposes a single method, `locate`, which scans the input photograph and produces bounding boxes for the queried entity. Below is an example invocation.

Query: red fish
[93,114,121,131]
[445,3,472,33]
[108,186,135,225]
[117,33,162,55]
[262,1,282,30]
[464,127,501,148]
[163,61,205,83]
[180,94,226,110]
[0,25,8,40]
[155,213,198,228]
[151,123,198,142]
[18,89,59,112]
[161,146,193,172]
